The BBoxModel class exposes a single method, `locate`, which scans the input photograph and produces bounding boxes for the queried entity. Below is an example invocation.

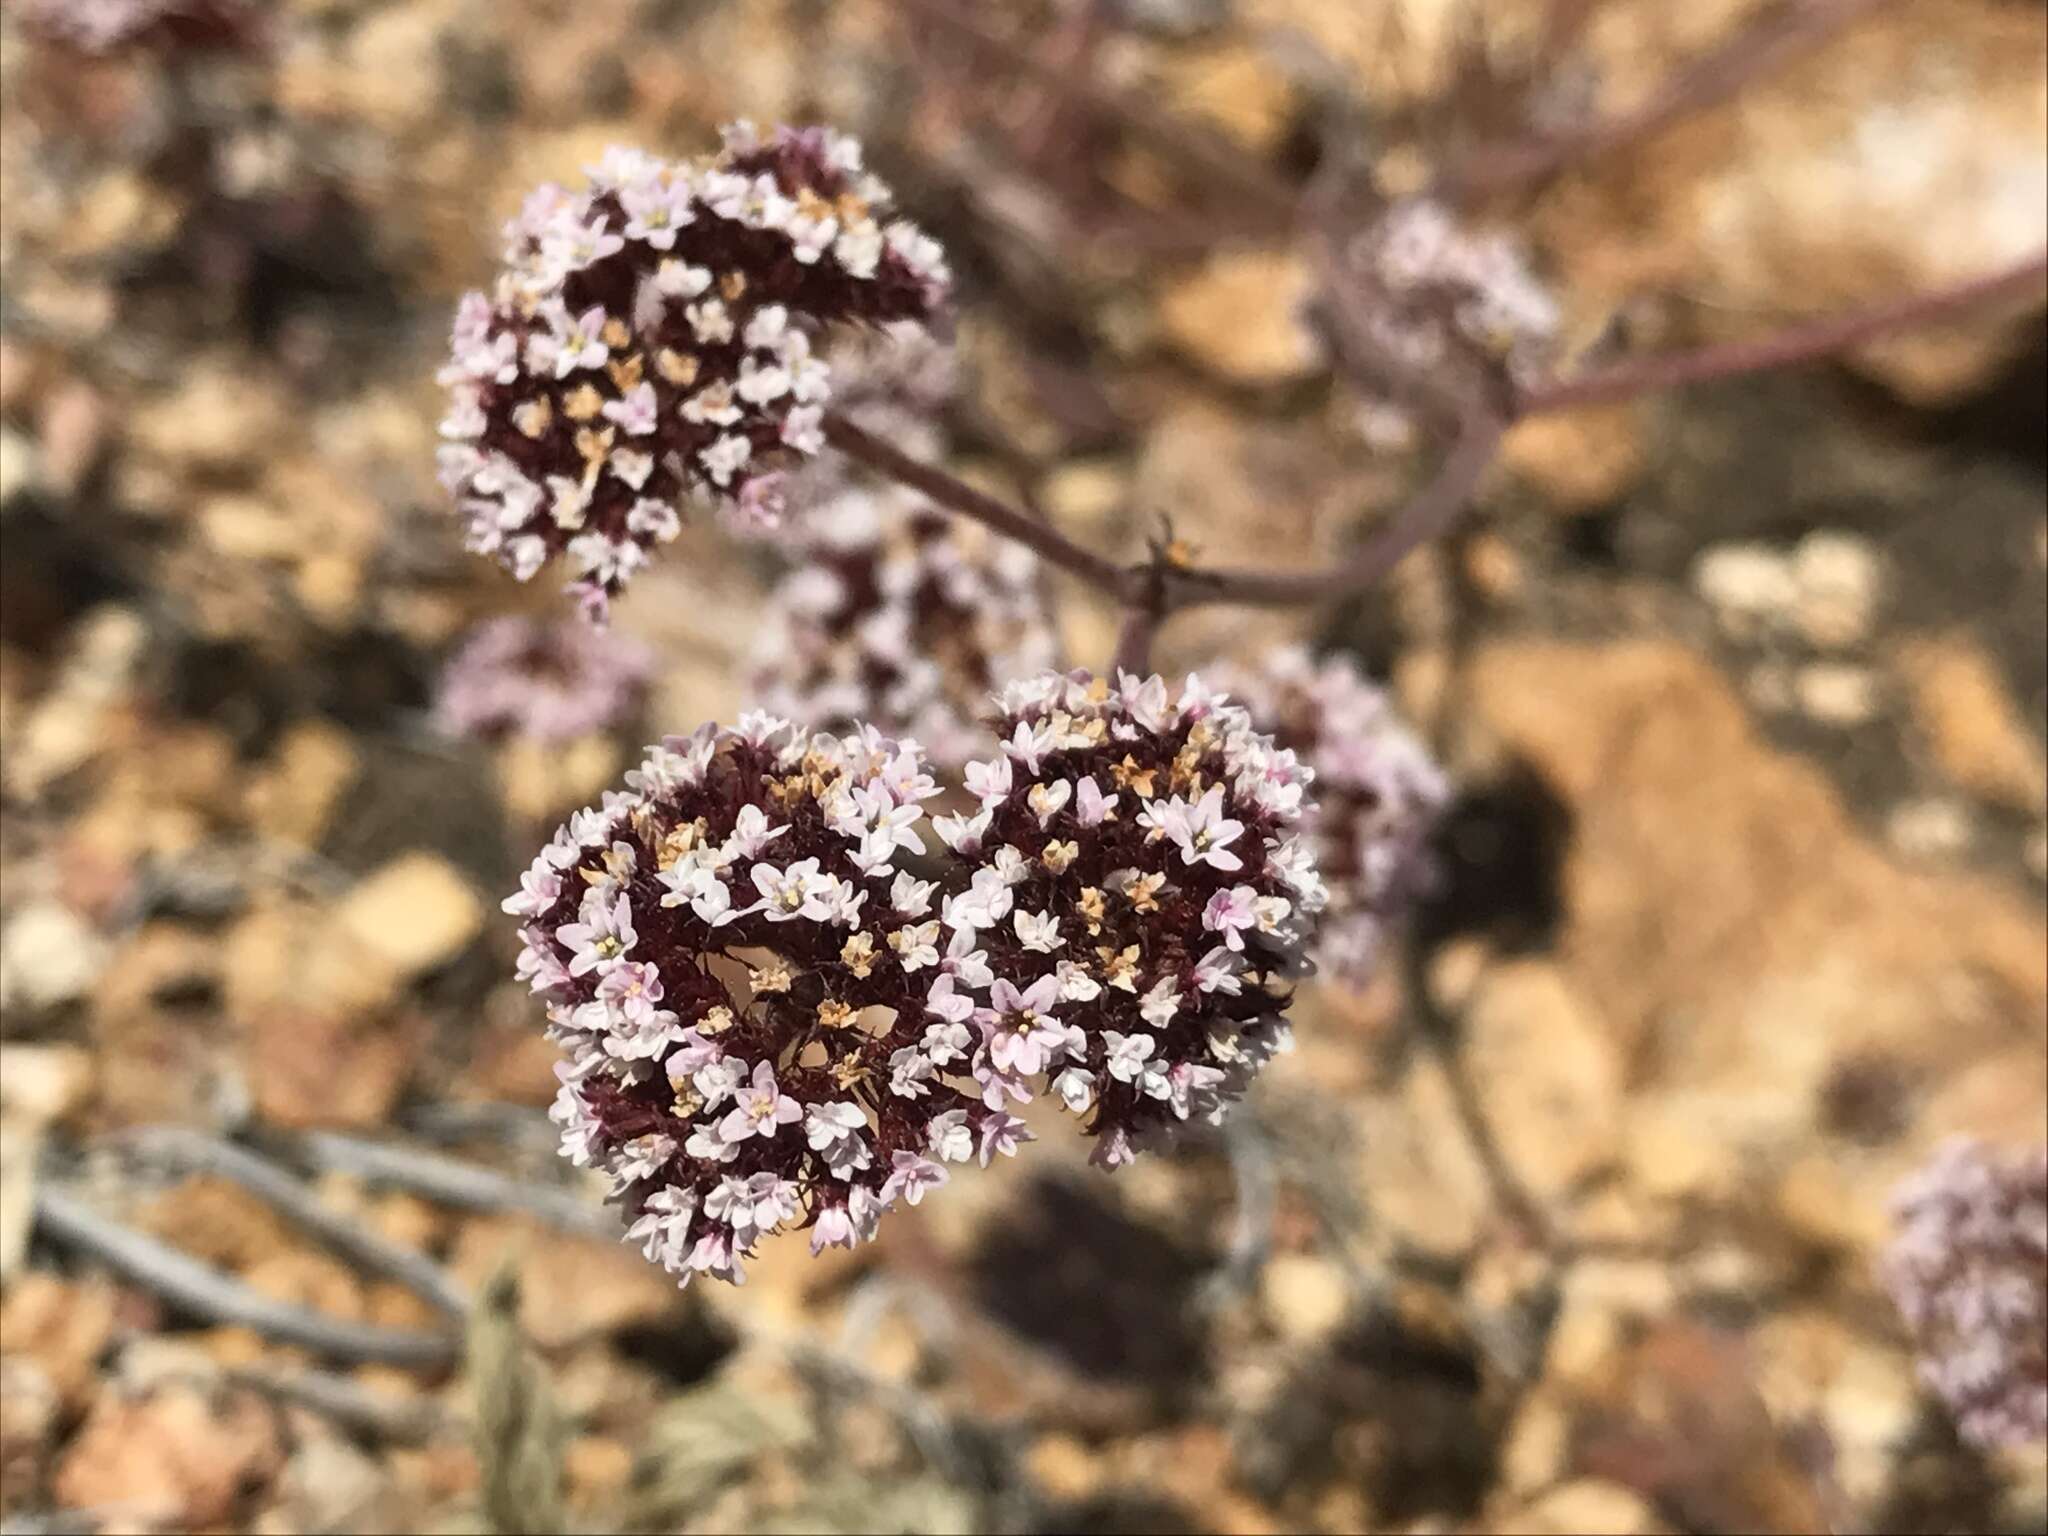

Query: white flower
[890,871,936,915]
[1139,977,1181,1027]
[1014,909,1065,953]
[888,1046,935,1099]
[1103,1029,1157,1084]
[1054,1067,1096,1112]
[805,1101,872,1177]
[928,1109,973,1164]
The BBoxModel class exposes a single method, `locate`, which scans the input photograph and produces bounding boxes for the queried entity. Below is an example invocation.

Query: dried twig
[898,0,1296,220]
[295,1130,622,1240]
[227,1363,456,1446]
[1439,0,1901,201]
[1520,250,2048,413]
[115,1127,469,1320]
[33,1190,459,1367]
[1160,411,1507,609]
[824,413,1134,600]
[470,1260,566,1536]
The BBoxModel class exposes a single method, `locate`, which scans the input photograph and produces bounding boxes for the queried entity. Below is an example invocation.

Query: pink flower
[978,975,1062,1077]
[1202,886,1259,951]
[717,1061,803,1143]
[559,892,636,977]
[882,1150,949,1207]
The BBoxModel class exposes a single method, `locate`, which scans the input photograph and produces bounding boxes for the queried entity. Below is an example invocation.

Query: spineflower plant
[451,117,2044,1287]
[511,672,1319,1284]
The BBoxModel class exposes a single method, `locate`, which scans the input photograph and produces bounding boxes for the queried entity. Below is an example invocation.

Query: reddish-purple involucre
[507,675,1327,1285]
[438,125,950,620]
[508,716,1023,1286]
[946,670,1325,1168]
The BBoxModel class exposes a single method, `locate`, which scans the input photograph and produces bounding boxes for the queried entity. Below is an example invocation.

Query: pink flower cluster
[1360,198,1559,383]
[950,671,1325,1166]
[1883,1138,2047,1449]
[433,616,654,743]
[510,671,1322,1284]
[1333,196,1559,439]
[437,127,950,620]
[1218,648,1447,988]
[746,484,1059,771]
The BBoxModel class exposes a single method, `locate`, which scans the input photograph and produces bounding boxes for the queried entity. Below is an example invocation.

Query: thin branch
[1110,608,1158,675]
[1160,412,1508,609]
[33,1190,459,1367]
[227,1364,456,1446]
[824,413,1133,599]
[898,0,1297,221]
[1438,0,1898,202]
[116,1127,469,1320]
[1521,250,2048,413]
[296,1130,623,1240]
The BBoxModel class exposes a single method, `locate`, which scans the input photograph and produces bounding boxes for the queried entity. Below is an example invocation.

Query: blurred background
[0,1,2044,1532]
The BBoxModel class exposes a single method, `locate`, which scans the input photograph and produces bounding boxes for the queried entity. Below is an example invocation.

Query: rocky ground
[0,1,2043,1532]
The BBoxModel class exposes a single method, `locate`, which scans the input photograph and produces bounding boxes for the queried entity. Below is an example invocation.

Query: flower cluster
[1217,648,1447,987]
[1333,196,1559,439]
[947,670,1323,1167]
[12,0,251,54]
[1882,1138,2048,1449]
[746,484,1059,771]
[433,616,654,743]
[509,716,1026,1286]
[438,126,950,620]
[511,671,1323,1283]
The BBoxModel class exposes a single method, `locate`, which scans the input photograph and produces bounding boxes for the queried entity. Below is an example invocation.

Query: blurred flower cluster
[745,330,1059,771]
[1884,1138,2048,1450]
[1219,647,1449,988]
[433,616,653,743]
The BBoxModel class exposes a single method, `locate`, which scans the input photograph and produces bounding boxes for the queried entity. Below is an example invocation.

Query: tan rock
[1501,405,1647,512]
[1260,1253,1351,1342]
[1537,0,2048,403]
[0,1274,118,1410]
[0,1356,60,1509]
[1354,1050,1495,1262]
[53,1384,284,1530]
[496,735,623,826]
[1495,1478,1671,1535]
[0,901,110,1014]
[564,1435,633,1505]
[1466,640,2047,1171]
[1464,959,1622,1204]
[1497,1389,1571,1496]
[1795,660,1881,728]
[1153,42,1298,154]
[0,1043,93,1126]
[334,853,485,982]
[251,1006,415,1129]
[246,719,361,849]
[131,362,290,474]
[1898,631,2048,812]
[1156,252,1325,387]
[1037,460,1131,535]
[0,1122,35,1283]
[447,1217,679,1351]
[1791,531,1884,649]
